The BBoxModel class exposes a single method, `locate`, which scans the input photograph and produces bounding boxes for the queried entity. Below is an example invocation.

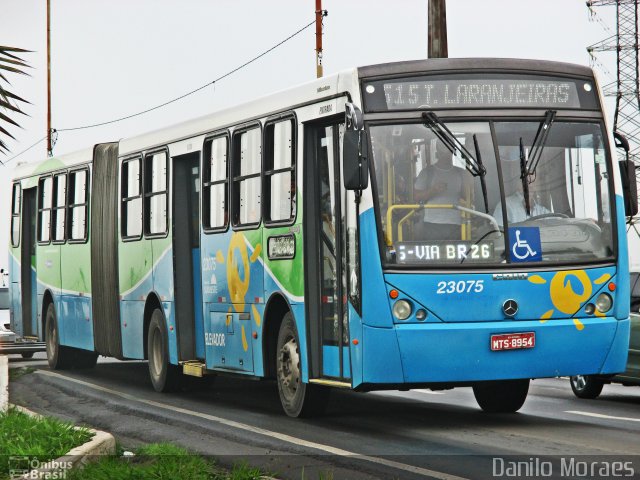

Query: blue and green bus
[8,58,638,416]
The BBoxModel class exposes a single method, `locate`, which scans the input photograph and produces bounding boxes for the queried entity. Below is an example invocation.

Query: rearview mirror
[343,130,369,191]
[615,132,638,217]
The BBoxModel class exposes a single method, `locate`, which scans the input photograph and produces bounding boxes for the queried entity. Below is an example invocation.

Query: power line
[57,18,316,133]
[1,135,48,167]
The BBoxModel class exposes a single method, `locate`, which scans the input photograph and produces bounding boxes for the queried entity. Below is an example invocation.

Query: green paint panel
[118,238,155,294]
[61,242,92,293]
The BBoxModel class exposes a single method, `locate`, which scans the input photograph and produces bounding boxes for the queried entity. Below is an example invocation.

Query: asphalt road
[8,353,640,480]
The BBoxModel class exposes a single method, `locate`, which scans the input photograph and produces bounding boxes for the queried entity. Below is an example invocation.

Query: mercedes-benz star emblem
[503,299,519,317]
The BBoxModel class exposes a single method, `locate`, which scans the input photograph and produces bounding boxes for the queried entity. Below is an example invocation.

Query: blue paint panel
[362,324,405,384]
[347,303,363,387]
[395,318,622,383]
[359,209,394,328]
[58,295,94,351]
[120,300,146,359]
[600,319,630,373]
[290,304,309,382]
[152,246,174,303]
[321,346,351,378]
[163,302,178,365]
[192,248,205,359]
[614,195,630,320]
[205,306,254,373]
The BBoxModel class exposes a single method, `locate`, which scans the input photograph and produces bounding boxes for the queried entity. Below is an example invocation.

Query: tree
[0,46,30,154]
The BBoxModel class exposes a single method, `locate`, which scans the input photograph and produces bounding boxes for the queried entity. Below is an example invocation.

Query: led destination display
[364,75,598,111]
[396,241,495,264]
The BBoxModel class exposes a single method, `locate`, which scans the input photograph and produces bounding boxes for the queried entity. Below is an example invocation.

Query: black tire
[473,379,530,413]
[570,375,605,399]
[147,308,181,392]
[276,312,330,417]
[21,352,34,359]
[45,303,74,370]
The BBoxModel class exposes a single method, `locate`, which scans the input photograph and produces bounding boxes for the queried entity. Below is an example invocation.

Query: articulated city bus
[7,59,638,416]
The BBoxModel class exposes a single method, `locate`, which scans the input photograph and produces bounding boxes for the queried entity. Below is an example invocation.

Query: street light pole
[47,0,52,156]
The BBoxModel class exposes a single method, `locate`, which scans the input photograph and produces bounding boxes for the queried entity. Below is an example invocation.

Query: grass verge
[66,443,265,480]
[0,407,93,479]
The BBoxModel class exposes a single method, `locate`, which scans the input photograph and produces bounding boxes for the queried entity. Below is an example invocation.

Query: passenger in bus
[413,141,465,240]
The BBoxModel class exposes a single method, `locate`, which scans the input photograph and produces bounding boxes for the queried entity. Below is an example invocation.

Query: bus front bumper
[358,317,629,386]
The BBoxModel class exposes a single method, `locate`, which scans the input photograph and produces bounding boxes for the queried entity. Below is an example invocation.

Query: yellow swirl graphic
[549,270,592,315]
[227,233,250,309]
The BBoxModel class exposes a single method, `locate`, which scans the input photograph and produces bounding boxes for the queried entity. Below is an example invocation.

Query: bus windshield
[370,121,615,267]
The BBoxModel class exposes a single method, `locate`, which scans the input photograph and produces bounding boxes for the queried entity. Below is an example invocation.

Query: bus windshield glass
[370,121,614,267]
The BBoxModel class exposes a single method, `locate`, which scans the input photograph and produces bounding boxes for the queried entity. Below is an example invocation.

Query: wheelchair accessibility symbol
[508,227,542,262]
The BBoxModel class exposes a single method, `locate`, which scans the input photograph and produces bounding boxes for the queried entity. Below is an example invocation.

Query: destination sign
[396,241,495,264]
[363,75,598,111]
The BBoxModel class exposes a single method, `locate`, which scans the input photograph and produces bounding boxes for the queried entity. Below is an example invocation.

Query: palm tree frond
[0,46,30,155]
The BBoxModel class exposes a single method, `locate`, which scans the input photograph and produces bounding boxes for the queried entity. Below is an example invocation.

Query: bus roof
[11,58,594,180]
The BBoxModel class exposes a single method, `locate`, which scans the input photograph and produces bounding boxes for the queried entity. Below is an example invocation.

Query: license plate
[491,332,535,351]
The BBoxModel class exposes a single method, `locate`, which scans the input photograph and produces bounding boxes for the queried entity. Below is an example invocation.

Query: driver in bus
[492,156,550,227]
[413,140,465,240]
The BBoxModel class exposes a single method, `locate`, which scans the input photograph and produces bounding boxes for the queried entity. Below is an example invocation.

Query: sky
[2,0,636,273]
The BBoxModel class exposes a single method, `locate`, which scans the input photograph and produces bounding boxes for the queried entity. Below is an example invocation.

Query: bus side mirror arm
[343,102,369,194]
[614,132,639,217]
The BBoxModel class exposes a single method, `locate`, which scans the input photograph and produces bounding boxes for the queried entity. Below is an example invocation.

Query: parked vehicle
[570,272,640,398]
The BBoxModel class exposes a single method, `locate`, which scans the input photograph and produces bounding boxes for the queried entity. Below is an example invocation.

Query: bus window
[68,169,88,242]
[52,173,67,243]
[265,118,295,224]
[203,134,229,231]
[122,157,142,239]
[144,151,168,236]
[37,176,53,244]
[10,183,21,247]
[233,126,261,227]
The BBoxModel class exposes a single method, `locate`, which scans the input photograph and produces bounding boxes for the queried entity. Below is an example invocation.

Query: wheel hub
[278,336,300,401]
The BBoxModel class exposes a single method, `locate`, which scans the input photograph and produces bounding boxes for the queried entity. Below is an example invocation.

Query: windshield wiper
[422,112,486,177]
[526,110,556,177]
[519,137,531,216]
[473,134,489,214]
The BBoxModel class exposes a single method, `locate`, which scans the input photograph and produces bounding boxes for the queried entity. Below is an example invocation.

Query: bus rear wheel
[147,308,181,392]
[45,303,74,370]
[276,313,330,418]
[570,375,604,399]
[473,379,530,413]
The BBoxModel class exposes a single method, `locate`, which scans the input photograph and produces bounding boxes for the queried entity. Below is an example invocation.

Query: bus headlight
[392,300,412,320]
[595,293,613,313]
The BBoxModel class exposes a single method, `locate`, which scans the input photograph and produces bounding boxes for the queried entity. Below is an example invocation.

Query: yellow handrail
[385,204,457,245]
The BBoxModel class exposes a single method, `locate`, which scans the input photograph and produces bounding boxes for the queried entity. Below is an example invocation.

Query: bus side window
[144,151,168,236]
[232,126,262,228]
[121,157,143,239]
[52,173,67,243]
[264,117,296,225]
[10,183,21,247]
[202,134,229,232]
[68,169,89,242]
[37,176,53,244]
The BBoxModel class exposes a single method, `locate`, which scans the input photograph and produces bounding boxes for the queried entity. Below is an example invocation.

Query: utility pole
[47,0,52,157]
[428,0,448,58]
[315,0,327,78]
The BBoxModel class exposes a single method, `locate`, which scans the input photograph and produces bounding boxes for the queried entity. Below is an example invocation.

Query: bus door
[304,120,351,381]
[172,153,205,361]
[20,187,37,338]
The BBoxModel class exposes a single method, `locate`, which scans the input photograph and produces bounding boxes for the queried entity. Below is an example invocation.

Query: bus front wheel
[472,379,530,413]
[45,303,74,370]
[569,375,604,399]
[147,308,181,392]
[276,313,330,418]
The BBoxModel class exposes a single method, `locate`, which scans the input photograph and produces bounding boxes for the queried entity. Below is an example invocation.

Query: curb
[11,404,116,479]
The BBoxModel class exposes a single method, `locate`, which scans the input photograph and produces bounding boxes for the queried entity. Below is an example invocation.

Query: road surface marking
[36,370,468,480]
[414,389,445,395]
[566,410,640,423]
